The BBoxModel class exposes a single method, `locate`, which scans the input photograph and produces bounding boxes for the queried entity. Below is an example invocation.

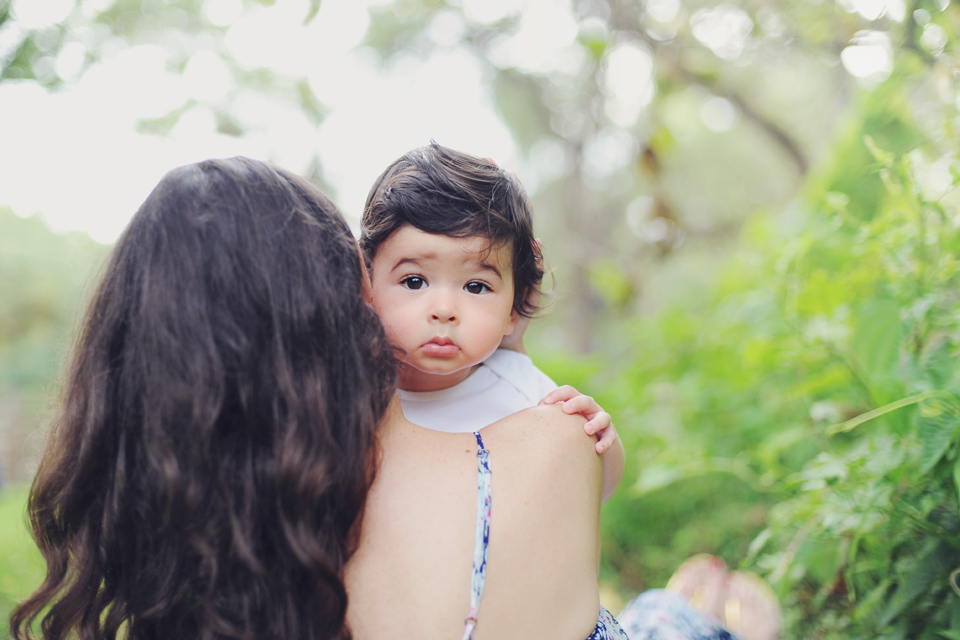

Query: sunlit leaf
[304,0,322,24]
[917,397,960,474]
[633,465,686,495]
[953,457,960,513]
[851,297,904,405]
[864,135,895,166]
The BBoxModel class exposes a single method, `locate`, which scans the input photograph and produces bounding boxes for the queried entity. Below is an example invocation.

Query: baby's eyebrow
[390,256,429,272]
[475,261,503,279]
[389,255,504,279]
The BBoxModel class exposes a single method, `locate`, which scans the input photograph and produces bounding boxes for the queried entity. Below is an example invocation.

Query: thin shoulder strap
[463,431,492,640]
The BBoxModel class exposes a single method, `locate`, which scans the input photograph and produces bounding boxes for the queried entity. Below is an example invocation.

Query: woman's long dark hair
[10,157,396,640]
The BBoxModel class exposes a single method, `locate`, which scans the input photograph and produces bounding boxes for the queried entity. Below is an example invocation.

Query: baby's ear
[504,308,519,335]
[498,307,529,354]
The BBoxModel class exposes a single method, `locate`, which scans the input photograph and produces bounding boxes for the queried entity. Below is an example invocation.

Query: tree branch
[678,67,811,176]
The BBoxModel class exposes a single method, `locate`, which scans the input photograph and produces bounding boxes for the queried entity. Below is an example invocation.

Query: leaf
[921,340,957,391]
[745,528,773,565]
[879,621,908,640]
[303,0,322,24]
[936,632,960,640]
[880,541,951,627]
[853,578,893,623]
[588,258,635,309]
[917,398,960,474]
[824,191,851,214]
[851,298,904,404]
[879,620,908,640]
[951,593,960,630]
[633,465,686,495]
[864,135,895,166]
[954,457,960,509]
[801,452,848,484]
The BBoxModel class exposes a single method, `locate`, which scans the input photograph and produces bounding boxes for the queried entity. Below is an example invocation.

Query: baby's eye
[465,281,491,294]
[401,276,426,290]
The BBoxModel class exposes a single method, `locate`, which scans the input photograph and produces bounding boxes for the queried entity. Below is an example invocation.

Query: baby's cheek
[372,295,402,330]
[482,313,512,344]
[388,311,421,348]
[383,320,408,346]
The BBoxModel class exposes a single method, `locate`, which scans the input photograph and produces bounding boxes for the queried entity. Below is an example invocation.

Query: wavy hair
[359,142,544,318]
[10,157,396,640]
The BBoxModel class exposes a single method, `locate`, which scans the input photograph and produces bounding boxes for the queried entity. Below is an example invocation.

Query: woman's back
[345,400,603,639]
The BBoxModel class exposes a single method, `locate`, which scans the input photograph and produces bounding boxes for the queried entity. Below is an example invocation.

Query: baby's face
[369,225,517,392]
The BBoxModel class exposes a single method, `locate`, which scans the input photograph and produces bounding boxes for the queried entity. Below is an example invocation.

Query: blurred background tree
[3,0,960,637]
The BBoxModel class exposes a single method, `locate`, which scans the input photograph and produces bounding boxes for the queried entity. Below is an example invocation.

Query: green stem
[826,390,955,435]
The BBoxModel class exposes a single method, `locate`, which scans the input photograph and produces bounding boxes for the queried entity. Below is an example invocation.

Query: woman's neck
[377,394,415,440]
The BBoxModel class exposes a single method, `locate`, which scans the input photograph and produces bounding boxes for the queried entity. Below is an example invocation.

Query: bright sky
[0,0,523,243]
[0,0,897,243]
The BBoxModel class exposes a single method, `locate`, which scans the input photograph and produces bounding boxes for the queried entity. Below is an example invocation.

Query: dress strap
[463,432,492,640]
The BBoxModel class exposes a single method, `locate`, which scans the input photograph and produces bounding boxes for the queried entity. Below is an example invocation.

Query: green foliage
[0,485,44,639]
[0,208,107,387]
[0,208,107,482]
[534,17,960,638]
[756,132,960,639]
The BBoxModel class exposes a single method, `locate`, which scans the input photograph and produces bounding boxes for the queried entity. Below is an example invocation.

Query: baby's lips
[421,340,460,357]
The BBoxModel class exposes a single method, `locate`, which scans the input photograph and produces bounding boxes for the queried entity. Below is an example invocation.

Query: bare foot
[665,554,728,623]
[723,571,781,640]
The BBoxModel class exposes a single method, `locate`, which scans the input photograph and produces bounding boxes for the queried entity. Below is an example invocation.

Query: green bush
[538,64,960,639]
[0,485,43,638]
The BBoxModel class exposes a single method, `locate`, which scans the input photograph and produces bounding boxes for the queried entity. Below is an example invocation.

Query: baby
[360,143,624,501]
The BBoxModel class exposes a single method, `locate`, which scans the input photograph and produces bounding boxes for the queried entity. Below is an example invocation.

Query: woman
[10,157,753,640]
[11,157,396,640]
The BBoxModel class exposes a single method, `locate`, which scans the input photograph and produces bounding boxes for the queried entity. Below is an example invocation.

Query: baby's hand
[541,385,625,502]
[540,385,617,454]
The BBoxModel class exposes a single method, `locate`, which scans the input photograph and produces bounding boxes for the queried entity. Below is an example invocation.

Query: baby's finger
[589,412,612,434]
[562,395,600,415]
[540,385,579,405]
[594,424,616,451]
[584,414,610,436]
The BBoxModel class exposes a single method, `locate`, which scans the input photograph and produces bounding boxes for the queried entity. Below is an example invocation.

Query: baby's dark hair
[360,142,544,318]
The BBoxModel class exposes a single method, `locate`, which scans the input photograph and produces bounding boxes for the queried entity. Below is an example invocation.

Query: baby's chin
[396,361,483,392]
[400,354,484,372]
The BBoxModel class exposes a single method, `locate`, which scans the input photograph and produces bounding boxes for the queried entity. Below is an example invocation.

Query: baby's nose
[431,310,457,322]
[429,289,458,322]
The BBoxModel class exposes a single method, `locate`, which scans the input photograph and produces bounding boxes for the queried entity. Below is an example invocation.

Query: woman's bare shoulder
[469,404,604,639]
[480,404,600,469]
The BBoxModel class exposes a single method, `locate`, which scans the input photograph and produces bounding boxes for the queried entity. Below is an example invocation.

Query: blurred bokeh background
[3,0,960,637]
